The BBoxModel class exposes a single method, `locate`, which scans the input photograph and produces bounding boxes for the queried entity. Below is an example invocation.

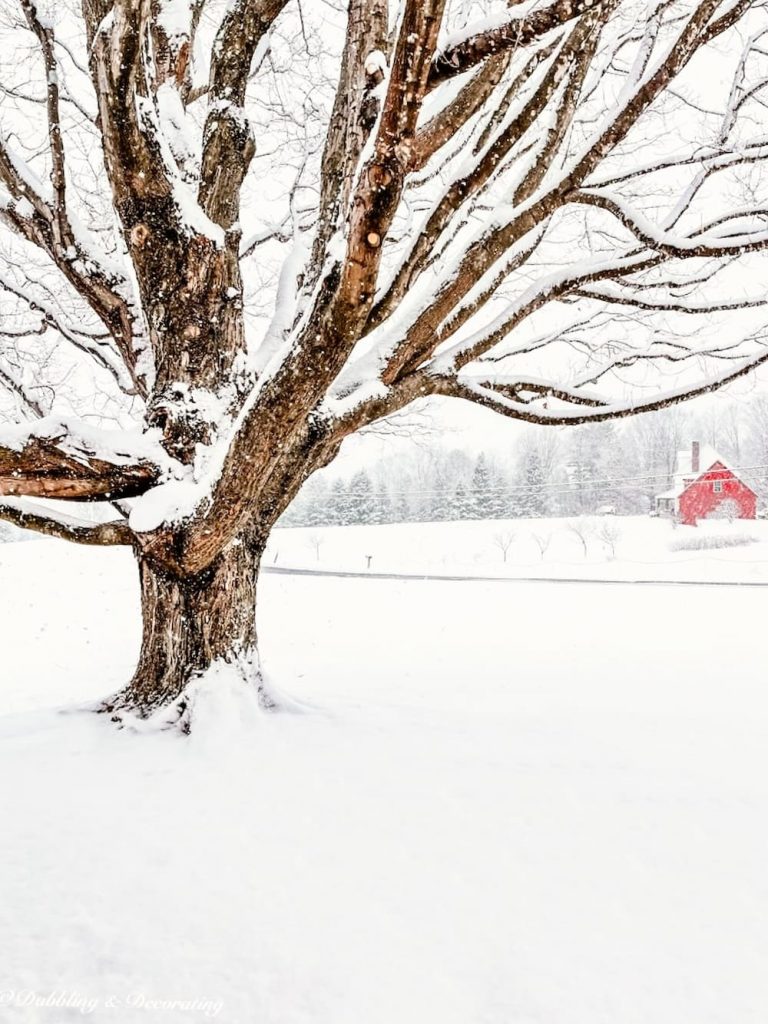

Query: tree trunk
[104,529,267,728]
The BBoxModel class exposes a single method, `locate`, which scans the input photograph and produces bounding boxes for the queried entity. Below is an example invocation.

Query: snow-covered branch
[0,497,133,545]
[0,133,144,395]
[571,189,768,258]
[427,342,768,425]
[0,418,166,500]
[428,0,608,88]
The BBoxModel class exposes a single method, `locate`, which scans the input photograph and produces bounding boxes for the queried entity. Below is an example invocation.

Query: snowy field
[269,513,768,583]
[1,534,768,1023]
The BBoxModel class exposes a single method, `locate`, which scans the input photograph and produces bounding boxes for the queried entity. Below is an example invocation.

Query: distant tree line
[280,396,768,528]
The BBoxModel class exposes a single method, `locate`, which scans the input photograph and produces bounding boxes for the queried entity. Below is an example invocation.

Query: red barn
[655,441,757,526]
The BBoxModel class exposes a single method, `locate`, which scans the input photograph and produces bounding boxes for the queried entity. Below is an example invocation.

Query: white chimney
[691,440,700,474]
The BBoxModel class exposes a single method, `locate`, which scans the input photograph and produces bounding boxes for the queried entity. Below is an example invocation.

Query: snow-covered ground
[1,534,768,1023]
[268,513,768,583]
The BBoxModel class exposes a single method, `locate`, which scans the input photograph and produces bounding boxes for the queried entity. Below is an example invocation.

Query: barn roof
[656,445,756,501]
[674,444,725,479]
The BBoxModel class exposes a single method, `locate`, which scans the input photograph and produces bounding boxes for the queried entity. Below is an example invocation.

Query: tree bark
[105,528,267,727]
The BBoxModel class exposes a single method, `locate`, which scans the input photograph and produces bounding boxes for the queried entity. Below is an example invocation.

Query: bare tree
[530,532,553,561]
[492,530,515,562]
[568,521,594,558]
[306,532,323,563]
[1,0,768,725]
[595,520,621,558]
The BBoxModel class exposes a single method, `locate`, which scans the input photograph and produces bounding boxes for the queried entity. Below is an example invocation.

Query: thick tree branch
[306,0,388,290]
[88,0,172,208]
[330,0,448,332]
[0,498,133,545]
[0,421,162,500]
[198,0,290,229]
[410,52,511,172]
[428,0,607,89]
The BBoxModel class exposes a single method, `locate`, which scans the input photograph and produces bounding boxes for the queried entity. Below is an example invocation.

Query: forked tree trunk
[104,529,268,727]
[99,424,329,728]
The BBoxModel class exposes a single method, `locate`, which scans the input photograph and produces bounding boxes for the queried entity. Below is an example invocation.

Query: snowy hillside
[1,539,767,1022]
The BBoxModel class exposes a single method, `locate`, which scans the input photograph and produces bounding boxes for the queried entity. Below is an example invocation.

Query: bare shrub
[705,499,742,523]
[669,533,757,552]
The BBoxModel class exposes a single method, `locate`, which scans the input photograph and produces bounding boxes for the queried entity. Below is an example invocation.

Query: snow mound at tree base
[102,653,311,738]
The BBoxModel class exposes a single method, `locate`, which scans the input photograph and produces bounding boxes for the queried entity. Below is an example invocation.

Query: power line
[306,462,768,500]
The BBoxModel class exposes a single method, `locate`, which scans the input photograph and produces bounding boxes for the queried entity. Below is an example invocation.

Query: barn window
[714,480,723,493]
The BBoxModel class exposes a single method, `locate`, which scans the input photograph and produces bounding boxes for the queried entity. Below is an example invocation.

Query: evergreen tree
[519,448,546,518]
[450,483,471,521]
[371,486,392,525]
[394,491,410,524]
[301,477,330,526]
[327,478,349,526]
[347,470,375,523]
[468,454,494,519]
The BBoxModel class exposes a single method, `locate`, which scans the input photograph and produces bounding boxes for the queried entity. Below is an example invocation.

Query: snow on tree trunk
[106,530,265,726]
